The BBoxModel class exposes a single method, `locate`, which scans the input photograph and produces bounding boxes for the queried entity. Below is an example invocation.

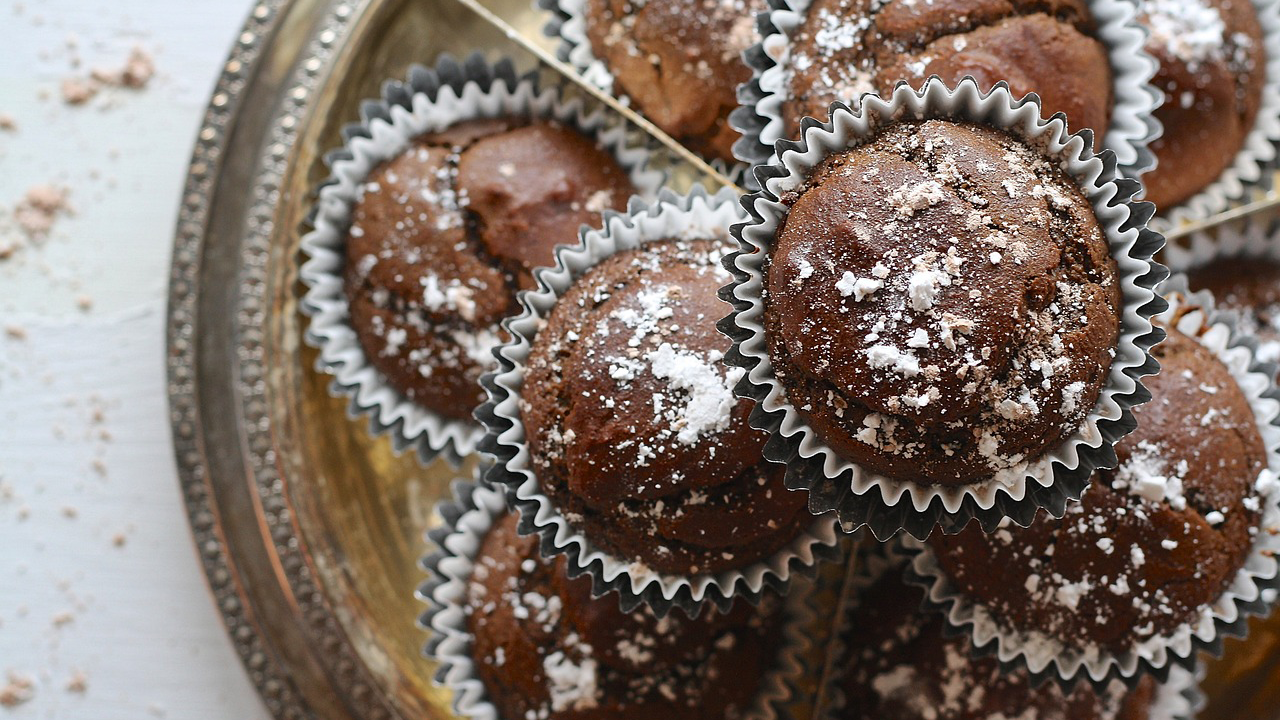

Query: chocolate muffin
[928,321,1269,654]
[521,238,810,575]
[584,0,763,163]
[784,0,1113,138]
[1141,0,1265,212]
[766,120,1120,486]
[467,512,785,719]
[1188,255,1280,363]
[343,118,633,422]
[836,556,1155,720]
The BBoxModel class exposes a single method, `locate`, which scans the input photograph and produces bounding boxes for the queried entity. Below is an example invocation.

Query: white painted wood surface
[1,1,271,717]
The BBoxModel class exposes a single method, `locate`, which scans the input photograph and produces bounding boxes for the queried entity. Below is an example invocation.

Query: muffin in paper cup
[535,0,755,180]
[476,185,842,617]
[720,77,1167,540]
[815,542,1202,720]
[731,0,1163,188]
[1151,0,1280,229]
[899,277,1280,689]
[299,54,663,466]
[417,478,818,720]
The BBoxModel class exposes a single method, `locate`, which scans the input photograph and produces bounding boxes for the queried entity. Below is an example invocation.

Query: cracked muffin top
[928,320,1271,653]
[343,118,633,422]
[521,237,809,576]
[783,0,1112,137]
[765,119,1120,486]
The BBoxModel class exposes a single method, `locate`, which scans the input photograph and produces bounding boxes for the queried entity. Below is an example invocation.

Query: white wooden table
[0,1,270,716]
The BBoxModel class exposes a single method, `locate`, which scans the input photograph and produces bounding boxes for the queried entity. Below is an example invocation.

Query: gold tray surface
[166,0,1280,717]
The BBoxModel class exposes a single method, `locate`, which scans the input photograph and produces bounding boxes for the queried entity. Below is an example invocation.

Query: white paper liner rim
[417,479,817,720]
[900,279,1280,687]
[721,78,1167,540]
[299,54,664,465]
[730,0,1163,186]
[475,185,843,617]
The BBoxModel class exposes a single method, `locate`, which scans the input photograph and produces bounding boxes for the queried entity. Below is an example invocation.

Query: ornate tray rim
[166,0,392,717]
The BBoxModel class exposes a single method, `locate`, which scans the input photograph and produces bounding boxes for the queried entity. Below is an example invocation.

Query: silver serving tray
[166,0,1280,717]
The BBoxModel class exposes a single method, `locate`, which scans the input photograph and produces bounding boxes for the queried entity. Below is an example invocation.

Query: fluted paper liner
[731,0,1163,188]
[720,78,1167,540]
[476,186,842,617]
[300,54,663,465]
[815,543,1203,719]
[417,479,816,720]
[901,278,1280,689]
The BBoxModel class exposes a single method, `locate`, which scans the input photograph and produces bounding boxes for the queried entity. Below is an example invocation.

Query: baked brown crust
[1142,0,1266,211]
[836,559,1155,720]
[522,238,809,575]
[343,120,633,421]
[784,0,1112,138]
[583,0,763,163]
[765,120,1120,485]
[928,323,1268,653]
[467,512,784,720]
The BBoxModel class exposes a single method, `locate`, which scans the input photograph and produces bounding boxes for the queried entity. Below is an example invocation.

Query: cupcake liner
[1156,0,1280,229]
[1162,211,1280,274]
[731,0,1163,189]
[417,477,818,720]
[1149,665,1204,720]
[719,78,1168,540]
[535,0,750,182]
[299,53,665,466]
[814,543,1201,719]
[899,276,1280,689]
[476,185,843,617]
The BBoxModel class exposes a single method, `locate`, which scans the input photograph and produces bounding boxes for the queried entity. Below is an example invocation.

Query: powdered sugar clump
[1143,0,1226,66]
[1112,440,1189,510]
[647,343,744,444]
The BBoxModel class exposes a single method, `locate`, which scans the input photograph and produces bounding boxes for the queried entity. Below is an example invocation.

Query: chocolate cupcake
[765,119,1120,488]
[906,287,1280,684]
[831,552,1156,720]
[782,0,1113,138]
[467,511,784,719]
[1141,0,1267,212]
[522,237,810,576]
[929,322,1266,654]
[344,119,633,423]
[302,57,662,462]
[1188,254,1280,363]
[579,0,764,164]
[723,79,1165,536]
[482,188,840,613]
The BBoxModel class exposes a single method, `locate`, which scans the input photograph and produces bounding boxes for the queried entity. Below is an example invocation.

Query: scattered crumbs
[0,112,15,131]
[14,184,71,240]
[3,325,26,340]
[61,506,78,519]
[60,76,98,105]
[64,670,87,694]
[75,294,93,311]
[0,673,34,708]
[51,611,74,627]
[60,46,157,106]
[111,532,127,548]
